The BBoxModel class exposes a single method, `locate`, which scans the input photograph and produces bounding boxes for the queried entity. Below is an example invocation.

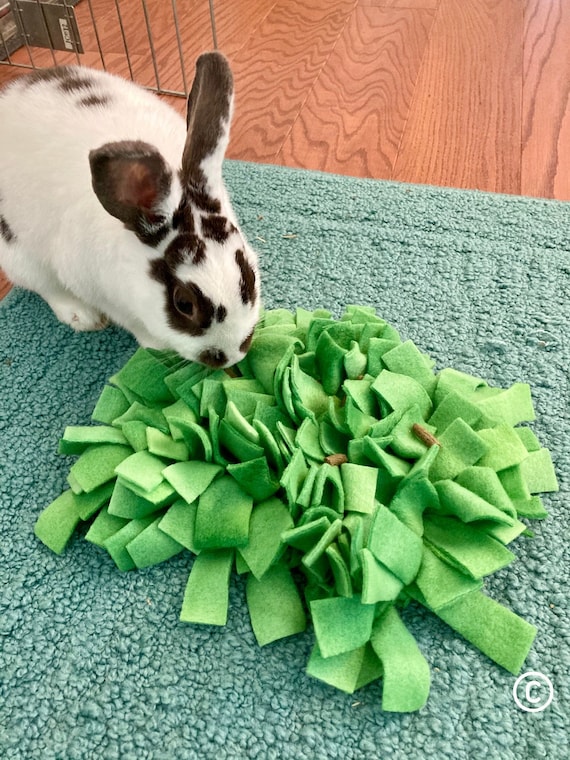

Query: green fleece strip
[238,497,293,580]
[161,460,222,505]
[246,563,306,646]
[519,448,559,493]
[34,490,82,555]
[114,450,167,493]
[423,515,516,579]
[473,383,535,426]
[113,347,175,406]
[381,340,437,395]
[146,428,189,462]
[68,444,132,494]
[193,476,253,550]
[310,595,375,659]
[371,369,433,419]
[367,506,423,585]
[370,605,431,712]
[180,550,234,626]
[84,506,129,547]
[433,591,537,675]
[126,517,185,569]
[341,463,378,514]
[91,384,131,425]
[104,516,155,571]
[306,643,383,694]
[108,480,164,520]
[59,425,128,455]
[360,548,404,604]
[158,499,200,553]
[414,545,483,610]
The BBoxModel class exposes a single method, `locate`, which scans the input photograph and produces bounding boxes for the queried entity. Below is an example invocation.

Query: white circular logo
[513,671,554,713]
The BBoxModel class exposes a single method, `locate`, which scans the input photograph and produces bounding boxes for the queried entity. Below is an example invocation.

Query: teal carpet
[1,161,568,759]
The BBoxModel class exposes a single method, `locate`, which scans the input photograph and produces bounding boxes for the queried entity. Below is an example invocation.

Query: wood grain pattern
[0,274,11,301]
[522,0,570,199]
[393,0,523,194]
[2,0,570,301]
[278,6,435,177]
[227,0,357,163]
[359,0,439,8]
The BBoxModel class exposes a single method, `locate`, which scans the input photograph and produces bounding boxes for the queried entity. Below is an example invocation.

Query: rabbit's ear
[89,140,172,245]
[181,52,233,207]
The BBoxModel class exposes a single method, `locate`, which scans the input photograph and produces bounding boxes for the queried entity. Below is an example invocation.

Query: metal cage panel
[0,0,218,96]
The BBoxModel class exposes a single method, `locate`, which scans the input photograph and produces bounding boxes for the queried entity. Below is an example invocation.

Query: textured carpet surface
[1,161,569,759]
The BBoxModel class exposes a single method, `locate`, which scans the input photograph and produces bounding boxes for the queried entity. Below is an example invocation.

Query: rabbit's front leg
[47,290,109,332]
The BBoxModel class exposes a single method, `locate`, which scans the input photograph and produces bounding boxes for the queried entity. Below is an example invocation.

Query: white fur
[0,62,259,366]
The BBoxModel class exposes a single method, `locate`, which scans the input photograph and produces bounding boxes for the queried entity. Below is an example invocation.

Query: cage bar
[0,0,218,97]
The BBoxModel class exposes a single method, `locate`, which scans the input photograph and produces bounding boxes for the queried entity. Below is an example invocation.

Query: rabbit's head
[89,53,260,367]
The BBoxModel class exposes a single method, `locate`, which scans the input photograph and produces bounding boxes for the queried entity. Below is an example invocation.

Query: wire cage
[0,0,218,97]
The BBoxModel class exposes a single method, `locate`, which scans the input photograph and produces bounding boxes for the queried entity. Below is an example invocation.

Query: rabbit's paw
[49,296,109,332]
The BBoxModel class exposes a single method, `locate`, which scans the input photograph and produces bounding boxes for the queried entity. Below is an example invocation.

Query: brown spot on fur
[187,186,221,214]
[216,305,227,323]
[59,77,94,94]
[0,215,16,243]
[202,214,233,243]
[164,233,205,268]
[240,329,255,354]
[235,249,256,305]
[79,94,111,108]
[151,258,214,337]
[21,66,95,94]
[22,66,74,87]
[173,194,195,233]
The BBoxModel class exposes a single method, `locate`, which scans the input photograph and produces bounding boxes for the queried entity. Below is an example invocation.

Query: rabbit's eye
[169,282,214,334]
[173,286,195,318]
[175,298,194,317]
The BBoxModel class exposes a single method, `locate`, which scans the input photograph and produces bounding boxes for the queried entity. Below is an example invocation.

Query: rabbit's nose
[199,348,228,368]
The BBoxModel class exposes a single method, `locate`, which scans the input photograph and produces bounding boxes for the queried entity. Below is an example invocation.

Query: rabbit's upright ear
[89,140,172,246]
[181,52,234,209]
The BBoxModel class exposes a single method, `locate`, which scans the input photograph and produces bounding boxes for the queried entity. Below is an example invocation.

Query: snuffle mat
[34,305,559,712]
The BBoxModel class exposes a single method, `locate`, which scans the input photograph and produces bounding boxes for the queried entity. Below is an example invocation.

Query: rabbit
[0,52,260,368]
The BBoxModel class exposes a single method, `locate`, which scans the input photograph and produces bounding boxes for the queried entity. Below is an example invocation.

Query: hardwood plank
[0,65,22,87]
[278,6,434,177]
[214,0,277,56]
[227,0,357,164]
[522,0,570,200]
[393,0,523,194]
[359,0,439,8]
[0,50,160,85]
[0,273,11,300]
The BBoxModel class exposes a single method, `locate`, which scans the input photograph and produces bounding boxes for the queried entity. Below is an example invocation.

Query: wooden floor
[1,0,569,299]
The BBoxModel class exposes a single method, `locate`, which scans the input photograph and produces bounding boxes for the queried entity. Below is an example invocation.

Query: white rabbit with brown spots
[0,53,259,367]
